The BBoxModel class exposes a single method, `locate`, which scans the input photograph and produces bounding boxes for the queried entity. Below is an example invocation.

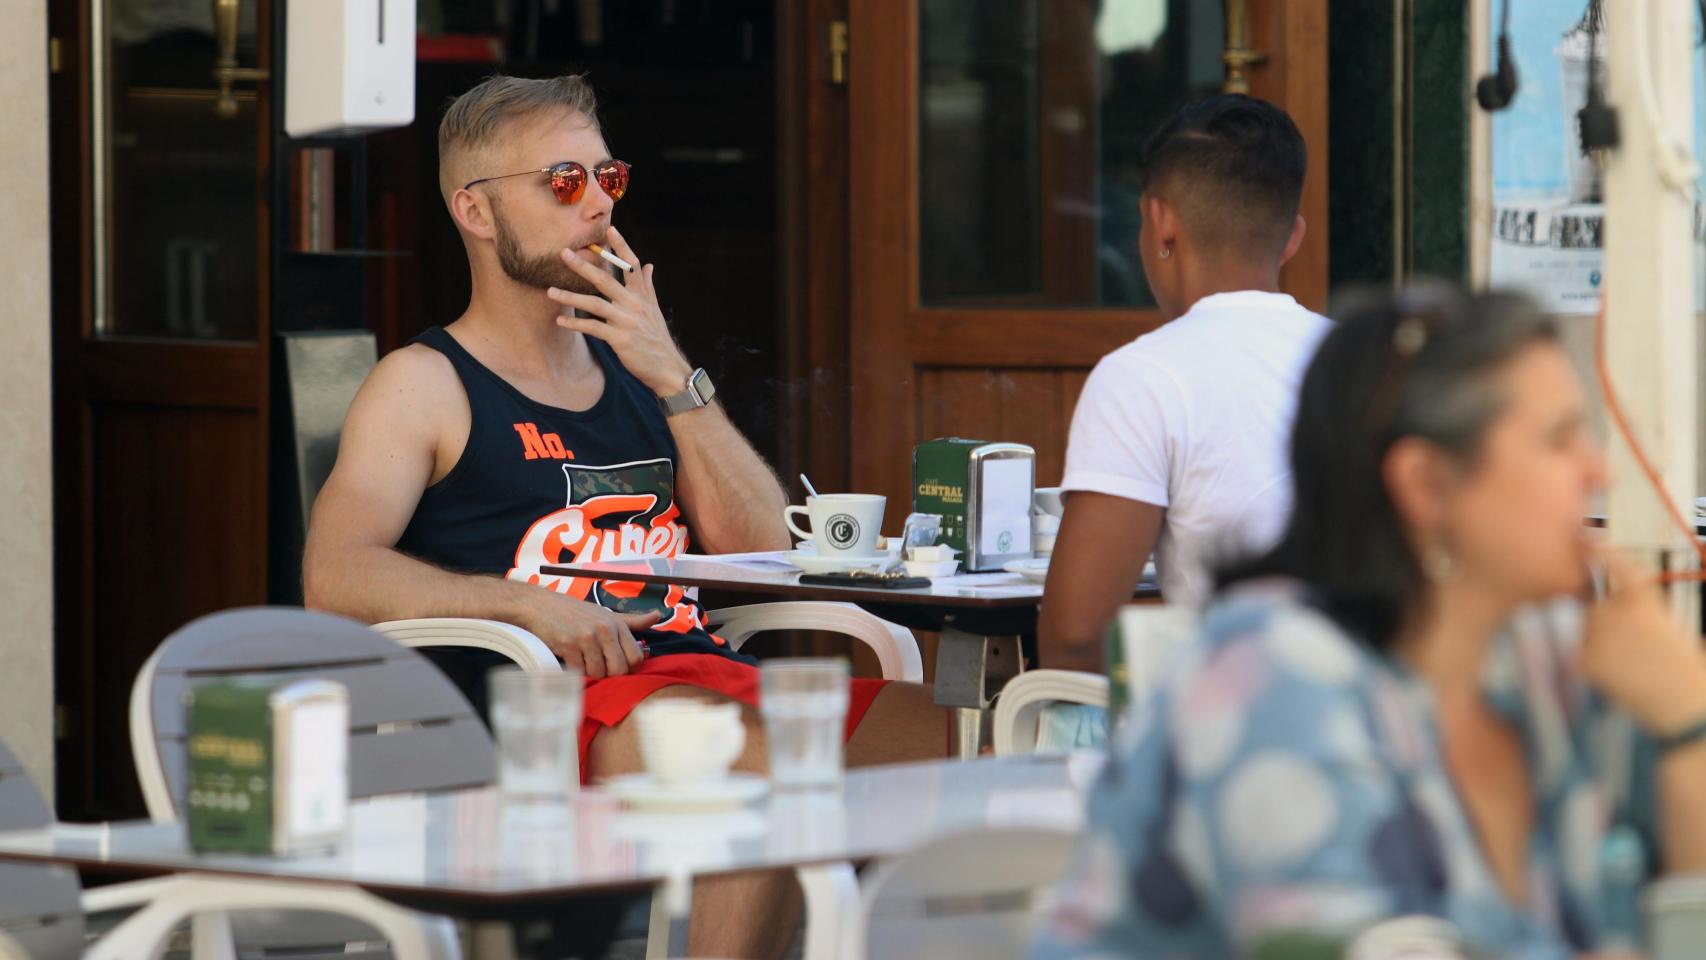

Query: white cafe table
[0,753,1101,959]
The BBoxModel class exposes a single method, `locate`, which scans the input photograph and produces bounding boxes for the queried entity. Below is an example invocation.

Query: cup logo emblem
[826,514,861,550]
[997,530,1013,553]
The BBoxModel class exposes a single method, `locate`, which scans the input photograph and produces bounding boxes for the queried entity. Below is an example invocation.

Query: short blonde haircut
[437,75,600,196]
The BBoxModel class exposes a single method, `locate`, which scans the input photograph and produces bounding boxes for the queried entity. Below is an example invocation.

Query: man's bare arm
[303,347,656,678]
[1036,492,1163,673]
[665,404,789,554]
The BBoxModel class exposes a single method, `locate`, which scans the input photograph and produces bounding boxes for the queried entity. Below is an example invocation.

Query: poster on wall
[1487,0,1706,314]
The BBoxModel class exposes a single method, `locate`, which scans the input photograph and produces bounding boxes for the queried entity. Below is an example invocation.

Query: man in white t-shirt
[1039,95,1330,673]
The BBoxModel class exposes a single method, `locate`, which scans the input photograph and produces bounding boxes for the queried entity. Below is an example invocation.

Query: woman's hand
[1579,546,1706,737]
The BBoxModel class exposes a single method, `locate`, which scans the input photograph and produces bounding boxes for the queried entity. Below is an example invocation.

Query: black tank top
[396,326,748,664]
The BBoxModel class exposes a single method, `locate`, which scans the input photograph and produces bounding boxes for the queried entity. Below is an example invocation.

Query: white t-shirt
[1060,291,1330,608]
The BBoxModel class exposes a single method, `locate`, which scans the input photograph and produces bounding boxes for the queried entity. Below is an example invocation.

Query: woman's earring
[1424,546,1462,584]
[1159,246,1172,260]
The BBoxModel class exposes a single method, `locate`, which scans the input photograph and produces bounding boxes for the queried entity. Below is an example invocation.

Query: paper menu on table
[978,457,1033,557]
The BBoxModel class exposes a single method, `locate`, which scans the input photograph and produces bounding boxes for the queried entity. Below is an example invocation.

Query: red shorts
[579,653,890,783]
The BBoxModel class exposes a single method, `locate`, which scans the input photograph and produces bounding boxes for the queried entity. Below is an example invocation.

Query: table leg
[932,627,1023,758]
[796,861,859,960]
[949,707,985,760]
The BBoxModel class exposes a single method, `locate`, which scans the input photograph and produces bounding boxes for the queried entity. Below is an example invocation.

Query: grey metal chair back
[139,606,495,818]
[134,607,493,957]
[281,330,377,529]
[272,330,378,604]
[0,742,84,960]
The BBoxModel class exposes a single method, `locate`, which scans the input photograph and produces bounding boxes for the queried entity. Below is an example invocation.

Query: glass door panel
[918,0,1226,308]
[103,0,262,339]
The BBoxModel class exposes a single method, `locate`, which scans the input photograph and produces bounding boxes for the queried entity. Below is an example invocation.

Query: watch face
[690,368,715,404]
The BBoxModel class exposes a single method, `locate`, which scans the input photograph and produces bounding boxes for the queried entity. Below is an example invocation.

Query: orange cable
[1591,294,1706,582]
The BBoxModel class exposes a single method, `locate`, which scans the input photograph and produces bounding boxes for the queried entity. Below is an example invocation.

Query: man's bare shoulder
[361,343,460,407]
[347,342,467,439]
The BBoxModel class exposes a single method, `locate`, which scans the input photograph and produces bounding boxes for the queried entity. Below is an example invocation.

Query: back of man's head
[1140,95,1306,263]
[437,74,601,207]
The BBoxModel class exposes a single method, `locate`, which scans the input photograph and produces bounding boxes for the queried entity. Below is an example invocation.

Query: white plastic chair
[993,604,1196,756]
[372,617,562,672]
[375,600,924,683]
[82,875,456,960]
[844,827,1080,960]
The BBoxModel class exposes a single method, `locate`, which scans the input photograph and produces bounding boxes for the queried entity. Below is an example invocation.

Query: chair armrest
[80,875,189,916]
[374,618,561,673]
[86,875,459,960]
[706,602,924,682]
[991,669,1110,756]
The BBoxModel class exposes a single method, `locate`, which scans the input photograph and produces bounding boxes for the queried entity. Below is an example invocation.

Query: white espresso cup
[634,700,746,787]
[1032,486,1066,518]
[783,494,886,557]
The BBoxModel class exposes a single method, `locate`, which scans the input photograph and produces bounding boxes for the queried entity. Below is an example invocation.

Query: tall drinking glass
[489,668,582,806]
[761,658,850,789]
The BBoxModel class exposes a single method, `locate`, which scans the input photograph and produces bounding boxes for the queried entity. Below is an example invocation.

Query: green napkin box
[912,438,1035,571]
[186,677,349,856]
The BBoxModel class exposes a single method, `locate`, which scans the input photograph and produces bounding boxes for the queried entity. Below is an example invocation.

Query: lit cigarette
[588,244,633,271]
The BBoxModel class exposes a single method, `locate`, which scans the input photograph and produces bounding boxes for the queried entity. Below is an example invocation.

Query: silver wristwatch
[659,367,716,416]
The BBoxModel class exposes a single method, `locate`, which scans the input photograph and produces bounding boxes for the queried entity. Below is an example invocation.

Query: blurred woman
[1032,286,1706,959]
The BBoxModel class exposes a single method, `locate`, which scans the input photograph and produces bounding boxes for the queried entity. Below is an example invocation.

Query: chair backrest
[0,742,84,959]
[132,607,495,822]
[271,330,378,604]
[281,329,378,528]
[854,827,1078,960]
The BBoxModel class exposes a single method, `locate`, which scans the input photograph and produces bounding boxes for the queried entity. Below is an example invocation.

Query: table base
[933,628,1024,758]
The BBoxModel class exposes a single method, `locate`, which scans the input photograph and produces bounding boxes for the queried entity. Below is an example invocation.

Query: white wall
[0,6,56,795]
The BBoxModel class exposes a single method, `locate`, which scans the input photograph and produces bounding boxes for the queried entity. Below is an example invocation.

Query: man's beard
[491,199,602,295]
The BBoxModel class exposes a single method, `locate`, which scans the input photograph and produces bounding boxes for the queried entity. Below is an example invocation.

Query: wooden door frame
[49,0,273,819]
[777,0,853,494]
[846,0,1329,518]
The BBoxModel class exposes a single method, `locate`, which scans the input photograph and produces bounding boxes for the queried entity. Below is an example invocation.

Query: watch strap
[659,368,714,416]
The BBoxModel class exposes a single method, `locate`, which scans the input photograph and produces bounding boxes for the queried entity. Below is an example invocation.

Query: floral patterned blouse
[1032,580,1657,959]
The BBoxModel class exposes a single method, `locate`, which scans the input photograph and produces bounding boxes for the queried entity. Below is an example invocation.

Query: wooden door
[848,0,1329,521]
[50,0,273,820]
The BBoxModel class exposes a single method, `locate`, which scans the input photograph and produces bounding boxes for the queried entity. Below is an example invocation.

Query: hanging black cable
[1476,0,1519,110]
[1578,0,1620,156]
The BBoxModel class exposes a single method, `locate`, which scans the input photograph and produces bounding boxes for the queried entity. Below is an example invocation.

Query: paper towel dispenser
[285,0,416,138]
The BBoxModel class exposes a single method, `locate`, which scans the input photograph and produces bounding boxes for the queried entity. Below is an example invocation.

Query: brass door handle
[1222,0,1268,95]
[212,0,268,117]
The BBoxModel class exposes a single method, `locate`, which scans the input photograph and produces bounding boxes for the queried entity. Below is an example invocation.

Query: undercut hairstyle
[437,74,601,194]
[1218,284,1559,650]
[1140,94,1307,261]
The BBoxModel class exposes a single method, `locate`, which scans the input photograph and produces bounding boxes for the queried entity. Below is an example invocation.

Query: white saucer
[602,772,769,811]
[791,541,902,558]
[784,550,891,575]
[1004,558,1051,583]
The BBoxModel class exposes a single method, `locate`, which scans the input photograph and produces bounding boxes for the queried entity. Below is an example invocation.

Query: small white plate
[1004,558,1051,583]
[602,772,769,812]
[784,550,891,575]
